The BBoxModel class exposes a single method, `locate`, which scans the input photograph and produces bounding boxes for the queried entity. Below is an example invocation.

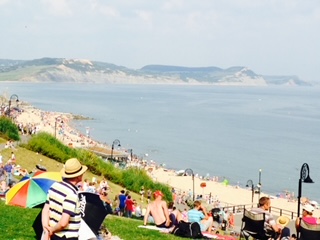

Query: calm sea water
[1,82,320,201]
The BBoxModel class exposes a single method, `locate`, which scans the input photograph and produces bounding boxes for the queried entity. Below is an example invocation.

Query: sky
[0,0,319,81]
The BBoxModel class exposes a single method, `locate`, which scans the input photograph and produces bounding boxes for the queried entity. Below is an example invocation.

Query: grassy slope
[1,140,236,239]
[0,201,183,240]
[0,66,49,81]
[1,146,142,204]
[1,140,182,239]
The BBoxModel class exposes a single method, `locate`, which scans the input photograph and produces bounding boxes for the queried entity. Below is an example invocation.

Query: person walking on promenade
[41,158,87,240]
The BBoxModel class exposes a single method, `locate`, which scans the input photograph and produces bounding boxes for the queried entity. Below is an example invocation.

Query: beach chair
[239,209,274,240]
[298,218,320,240]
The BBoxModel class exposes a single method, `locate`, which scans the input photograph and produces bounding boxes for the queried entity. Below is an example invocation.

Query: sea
[1,82,320,202]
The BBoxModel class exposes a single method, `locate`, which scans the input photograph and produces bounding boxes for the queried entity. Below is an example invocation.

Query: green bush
[0,116,20,141]
[25,132,172,201]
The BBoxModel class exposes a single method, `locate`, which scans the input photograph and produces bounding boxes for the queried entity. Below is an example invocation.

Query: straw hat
[276,216,290,227]
[60,158,87,178]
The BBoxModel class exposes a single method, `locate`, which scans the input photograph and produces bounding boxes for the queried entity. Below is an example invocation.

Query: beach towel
[138,225,171,233]
[202,232,237,239]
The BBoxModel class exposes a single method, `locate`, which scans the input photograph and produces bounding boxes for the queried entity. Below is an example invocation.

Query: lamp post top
[300,163,314,183]
[112,139,121,146]
[246,179,253,186]
[10,94,19,100]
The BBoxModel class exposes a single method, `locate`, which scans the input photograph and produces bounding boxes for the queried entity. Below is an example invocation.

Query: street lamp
[8,94,19,117]
[246,179,254,207]
[257,169,262,200]
[111,139,121,160]
[297,163,314,218]
[185,168,195,201]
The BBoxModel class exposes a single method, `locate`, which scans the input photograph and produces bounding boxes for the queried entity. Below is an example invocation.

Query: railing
[221,204,297,220]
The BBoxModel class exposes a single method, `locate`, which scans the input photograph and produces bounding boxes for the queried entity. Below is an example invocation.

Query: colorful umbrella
[5,171,62,208]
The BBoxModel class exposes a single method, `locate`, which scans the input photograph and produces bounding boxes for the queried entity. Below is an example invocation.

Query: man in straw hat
[251,196,290,239]
[42,158,87,240]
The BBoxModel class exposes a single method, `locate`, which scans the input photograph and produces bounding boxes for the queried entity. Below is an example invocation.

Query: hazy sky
[0,0,319,81]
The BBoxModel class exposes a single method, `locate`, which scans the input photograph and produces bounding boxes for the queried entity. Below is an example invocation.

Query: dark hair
[258,197,270,207]
[193,200,201,208]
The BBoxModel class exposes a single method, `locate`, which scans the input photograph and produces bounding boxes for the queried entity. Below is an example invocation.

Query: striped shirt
[46,180,81,238]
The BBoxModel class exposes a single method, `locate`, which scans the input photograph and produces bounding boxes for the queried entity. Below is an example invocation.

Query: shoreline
[12,101,319,216]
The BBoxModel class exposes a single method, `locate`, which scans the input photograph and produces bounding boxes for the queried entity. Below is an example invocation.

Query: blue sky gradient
[0,0,319,81]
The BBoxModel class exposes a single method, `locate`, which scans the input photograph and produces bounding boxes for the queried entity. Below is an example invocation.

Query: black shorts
[156,220,172,228]
[51,235,78,240]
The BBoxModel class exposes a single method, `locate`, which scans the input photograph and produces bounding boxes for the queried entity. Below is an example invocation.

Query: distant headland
[0,58,310,86]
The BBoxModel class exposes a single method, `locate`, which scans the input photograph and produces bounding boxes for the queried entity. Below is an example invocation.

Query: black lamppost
[246,179,254,207]
[111,139,121,160]
[257,169,262,200]
[297,163,314,239]
[185,168,195,201]
[8,94,19,117]
[297,163,314,217]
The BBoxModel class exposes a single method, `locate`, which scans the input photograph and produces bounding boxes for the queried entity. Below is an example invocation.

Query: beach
[13,102,320,218]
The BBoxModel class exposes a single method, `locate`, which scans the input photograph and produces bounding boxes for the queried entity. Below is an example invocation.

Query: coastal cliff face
[0,58,310,86]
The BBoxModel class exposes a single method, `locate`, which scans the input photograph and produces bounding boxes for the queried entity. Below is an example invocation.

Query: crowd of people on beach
[0,148,29,197]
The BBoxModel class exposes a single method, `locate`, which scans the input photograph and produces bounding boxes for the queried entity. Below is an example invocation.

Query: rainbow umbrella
[5,171,62,208]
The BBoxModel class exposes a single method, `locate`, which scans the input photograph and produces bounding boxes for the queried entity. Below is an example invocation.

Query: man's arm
[269,217,282,233]
[49,213,70,235]
[161,201,171,226]
[199,204,209,220]
[41,203,50,230]
[143,204,151,225]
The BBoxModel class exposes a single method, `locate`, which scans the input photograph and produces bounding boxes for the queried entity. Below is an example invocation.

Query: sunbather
[143,190,178,228]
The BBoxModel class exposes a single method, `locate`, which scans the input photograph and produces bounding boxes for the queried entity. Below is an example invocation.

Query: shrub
[25,132,172,200]
[0,116,20,141]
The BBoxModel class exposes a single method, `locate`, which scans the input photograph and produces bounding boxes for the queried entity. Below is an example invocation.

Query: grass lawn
[0,138,236,239]
[1,139,181,239]
[0,144,145,208]
[0,201,184,240]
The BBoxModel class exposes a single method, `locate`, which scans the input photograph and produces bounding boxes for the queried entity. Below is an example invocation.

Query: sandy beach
[13,103,320,218]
